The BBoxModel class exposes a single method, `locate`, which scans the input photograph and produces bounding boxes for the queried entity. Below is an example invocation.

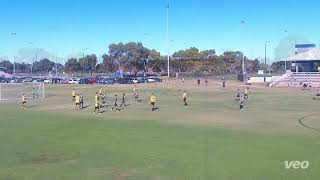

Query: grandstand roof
[285,48,320,62]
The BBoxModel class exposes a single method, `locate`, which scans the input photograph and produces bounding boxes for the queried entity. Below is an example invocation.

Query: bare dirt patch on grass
[113,170,138,180]
[32,154,63,164]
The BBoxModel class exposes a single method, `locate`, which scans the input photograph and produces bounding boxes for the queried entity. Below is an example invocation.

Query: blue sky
[0,0,319,63]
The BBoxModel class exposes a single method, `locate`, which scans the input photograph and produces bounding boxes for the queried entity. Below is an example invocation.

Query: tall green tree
[100,54,117,73]
[65,58,80,73]
[88,54,97,76]
[0,60,13,73]
[108,42,149,73]
[33,58,55,73]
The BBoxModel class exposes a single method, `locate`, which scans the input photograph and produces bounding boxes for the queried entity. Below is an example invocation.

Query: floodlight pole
[242,54,245,75]
[27,42,38,74]
[11,33,17,76]
[82,48,90,78]
[240,20,246,77]
[264,41,270,82]
[166,3,170,78]
[284,60,287,73]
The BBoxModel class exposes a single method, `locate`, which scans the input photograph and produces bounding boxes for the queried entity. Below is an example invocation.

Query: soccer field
[0,81,319,180]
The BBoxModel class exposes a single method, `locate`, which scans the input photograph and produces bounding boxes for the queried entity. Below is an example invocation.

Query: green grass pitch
[0,81,319,180]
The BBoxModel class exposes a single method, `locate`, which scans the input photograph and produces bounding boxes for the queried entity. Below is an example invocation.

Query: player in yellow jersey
[133,85,140,102]
[94,92,100,114]
[71,89,76,101]
[149,93,157,111]
[75,94,80,109]
[21,94,27,108]
[99,87,103,95]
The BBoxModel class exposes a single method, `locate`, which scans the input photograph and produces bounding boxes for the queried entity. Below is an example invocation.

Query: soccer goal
[0,82,45,101]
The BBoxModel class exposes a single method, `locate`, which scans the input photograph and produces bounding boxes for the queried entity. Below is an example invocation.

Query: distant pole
[82,48,90,78]
[144,33,151,74]
[284,59,287,73]
[264,41,270,82]
[11,33,17,75]
[27,42,38,74]
[82,52,85,78]
[55,63,58,77]
[166,3,170,78]
[242,54,245,75]
[35,50,38,70]
[240,20,246,76]
[282,30,288,72]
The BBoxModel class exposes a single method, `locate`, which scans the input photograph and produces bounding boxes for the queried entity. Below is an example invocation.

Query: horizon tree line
[0,42,287,76]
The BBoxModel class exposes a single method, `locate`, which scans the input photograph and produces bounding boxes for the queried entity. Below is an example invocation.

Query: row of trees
[0,42,286,76]
[0,58,63,74]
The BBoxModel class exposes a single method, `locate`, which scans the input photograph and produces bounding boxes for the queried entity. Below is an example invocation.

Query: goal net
[0,82,45,101]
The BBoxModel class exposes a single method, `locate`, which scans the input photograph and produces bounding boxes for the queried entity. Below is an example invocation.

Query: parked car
[132,78,139,84]
[96,76,110,84]
[9,78,18,83]
[147,76,162,83]
[0,77,6,83]
[88,77,96,84]
[51,78,62,84]
[137,77,147,83]
[68,78,80,84]
[43,79,51,83]
[35,79,44,83]
[22,77,33,83]
[102,78,115,84]
[79,78,91,84]
[62,79,69,84]
[116,78,134,84]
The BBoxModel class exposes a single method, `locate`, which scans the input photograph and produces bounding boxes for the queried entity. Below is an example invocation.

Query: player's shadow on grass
[99,105,110,109]
[26,105,39,108]
[152,107,159,111]
[81,105,92,109]
[119,104,130,109]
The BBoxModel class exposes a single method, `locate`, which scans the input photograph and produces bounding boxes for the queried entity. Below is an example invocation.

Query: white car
[68,78,80,84]
[132,78,139,84]
[43,79,51,83]
[147,78,156,83]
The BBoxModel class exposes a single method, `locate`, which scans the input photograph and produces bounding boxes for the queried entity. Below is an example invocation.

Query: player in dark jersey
[239,94,245,110]
[313,89,320,100]
[235,89,241,101]
[222,77,226,89]
[79,94,84,109]
[111,94,119,112]
[120,93,127,107]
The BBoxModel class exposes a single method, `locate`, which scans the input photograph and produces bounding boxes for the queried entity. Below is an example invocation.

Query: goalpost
[0,82,45,101]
